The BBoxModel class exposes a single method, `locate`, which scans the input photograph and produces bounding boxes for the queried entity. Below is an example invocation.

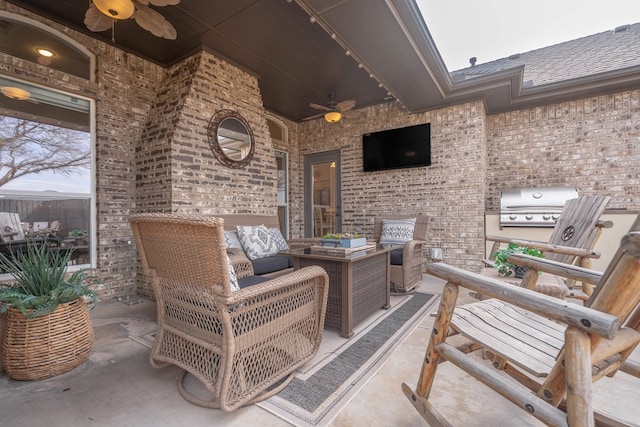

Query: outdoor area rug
[257,291,437,427]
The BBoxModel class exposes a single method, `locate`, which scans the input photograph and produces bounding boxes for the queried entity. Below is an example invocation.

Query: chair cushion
[224,230,243,249]
[236,224,279,261]
[251,255,293,275]
[389,248,404,265]
[379,218,416,245]
[225,254,240,291]
[237,274,271,289]
[269,227,289,251]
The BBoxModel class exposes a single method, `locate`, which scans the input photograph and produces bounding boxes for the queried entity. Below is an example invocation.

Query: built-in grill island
[499,186,579,227]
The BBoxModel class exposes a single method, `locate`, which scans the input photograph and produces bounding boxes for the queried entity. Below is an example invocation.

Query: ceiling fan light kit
[93,0,135,20]
[85,0,180,41]
[324,111,342,123]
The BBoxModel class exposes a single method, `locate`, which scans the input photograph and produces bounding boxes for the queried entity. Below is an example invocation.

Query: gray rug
[257,291,437,427]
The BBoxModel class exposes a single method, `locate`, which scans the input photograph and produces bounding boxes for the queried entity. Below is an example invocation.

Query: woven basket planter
[1,298,93,380]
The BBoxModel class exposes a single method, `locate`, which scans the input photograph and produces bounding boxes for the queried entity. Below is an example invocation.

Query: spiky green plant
[0,242,98,318]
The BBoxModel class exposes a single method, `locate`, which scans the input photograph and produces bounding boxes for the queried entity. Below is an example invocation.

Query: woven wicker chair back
[130,213,234,296]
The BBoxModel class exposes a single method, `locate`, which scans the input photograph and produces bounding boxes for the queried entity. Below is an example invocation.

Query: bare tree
[0,116,90,188]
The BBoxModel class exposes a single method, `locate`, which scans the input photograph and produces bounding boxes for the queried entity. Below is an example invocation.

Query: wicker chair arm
[226,265,328,303]
[227,249,254,278]
[401,239,426,284]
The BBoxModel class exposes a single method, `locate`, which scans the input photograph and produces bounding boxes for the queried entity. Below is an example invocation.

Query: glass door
[275,150,288,237]
[304,150,341,237]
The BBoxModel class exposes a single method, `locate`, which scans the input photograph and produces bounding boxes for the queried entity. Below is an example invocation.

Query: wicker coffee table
[287,244,394,338]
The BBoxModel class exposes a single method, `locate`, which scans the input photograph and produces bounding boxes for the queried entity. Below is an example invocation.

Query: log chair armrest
[508,253,603,286]
[486,235,601,260]
[509,239,601,259]
[425,262,619,339]
[597,220,614,229]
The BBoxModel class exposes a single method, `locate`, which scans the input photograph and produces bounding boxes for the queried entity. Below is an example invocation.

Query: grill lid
[500,186,578,227]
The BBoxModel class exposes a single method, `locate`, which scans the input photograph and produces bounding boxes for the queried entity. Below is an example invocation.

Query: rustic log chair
[130,213,329,411]
[402,215,640,427]
[373,214,431,294]
[485,194,612,298]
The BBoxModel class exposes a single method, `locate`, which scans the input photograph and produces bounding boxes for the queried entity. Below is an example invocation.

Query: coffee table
[287,244,395,338]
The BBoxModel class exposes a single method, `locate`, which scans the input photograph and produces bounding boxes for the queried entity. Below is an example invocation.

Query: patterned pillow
[224,230,243,249]
[226,254,240,291]
[235,225,279,261]
[379,218,416,245]
[269,227,289,251]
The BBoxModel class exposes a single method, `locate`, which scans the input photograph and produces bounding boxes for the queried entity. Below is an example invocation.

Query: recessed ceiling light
[35,48,55,57]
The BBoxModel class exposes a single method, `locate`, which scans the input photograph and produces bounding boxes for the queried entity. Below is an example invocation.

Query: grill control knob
[552,214,560,220]
[533,193,542,199]
[509,215,517,220]
[525,214,533,220]
[542,214,551,220]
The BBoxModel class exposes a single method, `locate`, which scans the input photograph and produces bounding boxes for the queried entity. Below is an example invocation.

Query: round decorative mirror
[207,109,255,168]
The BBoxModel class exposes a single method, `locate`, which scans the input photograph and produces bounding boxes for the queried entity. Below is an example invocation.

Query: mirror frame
[207,109,255,169]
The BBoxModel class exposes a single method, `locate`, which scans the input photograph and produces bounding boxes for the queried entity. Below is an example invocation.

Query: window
[0,77,93,269]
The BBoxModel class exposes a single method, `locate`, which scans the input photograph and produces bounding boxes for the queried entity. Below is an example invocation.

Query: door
[304,150,341,237]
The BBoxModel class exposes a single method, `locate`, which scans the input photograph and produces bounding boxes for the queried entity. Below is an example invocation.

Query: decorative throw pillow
[235,224,279,261]
[226,254,240,291]
[269,227,289,251]
[224,230,243,249]
[379,218,416,245]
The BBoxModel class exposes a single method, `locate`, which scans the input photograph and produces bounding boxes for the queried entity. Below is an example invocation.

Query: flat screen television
[362,123,431,172]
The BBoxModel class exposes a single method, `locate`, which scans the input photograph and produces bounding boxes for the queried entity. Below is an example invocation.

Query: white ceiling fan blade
[134,3,178,39]
[84,4,113,32]
[309,102,331,111]
[302,112,325,121]
[336,99,356,111]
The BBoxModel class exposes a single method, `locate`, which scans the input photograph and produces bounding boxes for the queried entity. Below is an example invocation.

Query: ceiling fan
[303,93,359,123]
[84,0,180,41]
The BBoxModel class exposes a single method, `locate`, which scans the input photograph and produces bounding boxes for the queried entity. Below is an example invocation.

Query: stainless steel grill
[500,186,579,227]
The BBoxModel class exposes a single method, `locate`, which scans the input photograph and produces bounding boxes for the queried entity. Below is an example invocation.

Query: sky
[416,0,640,71]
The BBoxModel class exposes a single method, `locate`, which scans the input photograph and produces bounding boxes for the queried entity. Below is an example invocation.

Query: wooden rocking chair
[485,194,612,298]
[403,215,640,426]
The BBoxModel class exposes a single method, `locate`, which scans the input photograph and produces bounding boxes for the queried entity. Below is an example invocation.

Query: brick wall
[486,91,640,211]
[296,100,487,270]
[2,2,638,295]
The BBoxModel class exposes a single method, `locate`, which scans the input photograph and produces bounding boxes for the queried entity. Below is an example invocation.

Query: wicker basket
[1,298,94,380]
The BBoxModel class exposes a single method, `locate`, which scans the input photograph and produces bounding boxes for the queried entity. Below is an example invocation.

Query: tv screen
[362,123,431,172]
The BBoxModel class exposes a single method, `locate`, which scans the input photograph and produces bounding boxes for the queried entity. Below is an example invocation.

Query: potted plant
[0,242,98,380]
[493,243,544,278]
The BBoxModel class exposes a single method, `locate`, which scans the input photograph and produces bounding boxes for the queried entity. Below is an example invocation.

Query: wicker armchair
[373,214,431,294]
[130,213,329,411]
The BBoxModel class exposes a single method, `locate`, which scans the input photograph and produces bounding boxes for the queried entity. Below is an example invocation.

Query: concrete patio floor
[1,274,638,426]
